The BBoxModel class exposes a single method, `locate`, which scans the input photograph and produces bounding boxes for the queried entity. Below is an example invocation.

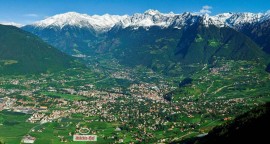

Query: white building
[21,135,36,144]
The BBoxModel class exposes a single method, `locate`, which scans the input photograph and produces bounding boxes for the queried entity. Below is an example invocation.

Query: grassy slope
[0,24,74,75]
[0,111,37,144]
[196,102,270,144]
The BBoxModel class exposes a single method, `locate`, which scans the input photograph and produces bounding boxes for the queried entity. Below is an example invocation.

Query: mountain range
[23,10,270,32]
[18,10,270,74]
[0,10,260,74]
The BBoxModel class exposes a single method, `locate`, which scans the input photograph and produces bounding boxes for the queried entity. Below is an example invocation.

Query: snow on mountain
[32,12,128,32]
[28,10,270,32]
[198,11,270,29]
[117,9,176,28]
[222,12,265,28]
[200,13,233,27]
[116,10,270,29]
[0,22,23,27]
[116,10,201,29]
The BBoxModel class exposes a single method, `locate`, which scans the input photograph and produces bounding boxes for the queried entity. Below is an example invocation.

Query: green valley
[0,56,270,143]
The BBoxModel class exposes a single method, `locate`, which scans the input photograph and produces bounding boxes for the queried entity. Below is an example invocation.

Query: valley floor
[0,58,270,143]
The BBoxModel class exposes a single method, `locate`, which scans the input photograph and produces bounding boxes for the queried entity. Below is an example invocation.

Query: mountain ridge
[23,10,270,33]
[21,10,270,75]
[29,12,128,33]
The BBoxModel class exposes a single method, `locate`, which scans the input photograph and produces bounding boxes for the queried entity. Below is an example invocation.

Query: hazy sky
[0,0,269,25]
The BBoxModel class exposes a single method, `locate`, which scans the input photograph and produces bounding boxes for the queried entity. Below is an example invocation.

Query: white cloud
[23,13,39,17]
[202,5,212,10]
[195,5,213,15]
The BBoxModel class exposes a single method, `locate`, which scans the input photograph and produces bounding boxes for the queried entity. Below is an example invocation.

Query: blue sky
[0,0,270,25]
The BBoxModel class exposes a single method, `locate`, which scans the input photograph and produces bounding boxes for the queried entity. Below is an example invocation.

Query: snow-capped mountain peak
[199,11,270,28]
[27,10,270,32]
[34,12,87,28]
[144,9,161,15]
[116,9,178,28]
[32,12,128,32]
